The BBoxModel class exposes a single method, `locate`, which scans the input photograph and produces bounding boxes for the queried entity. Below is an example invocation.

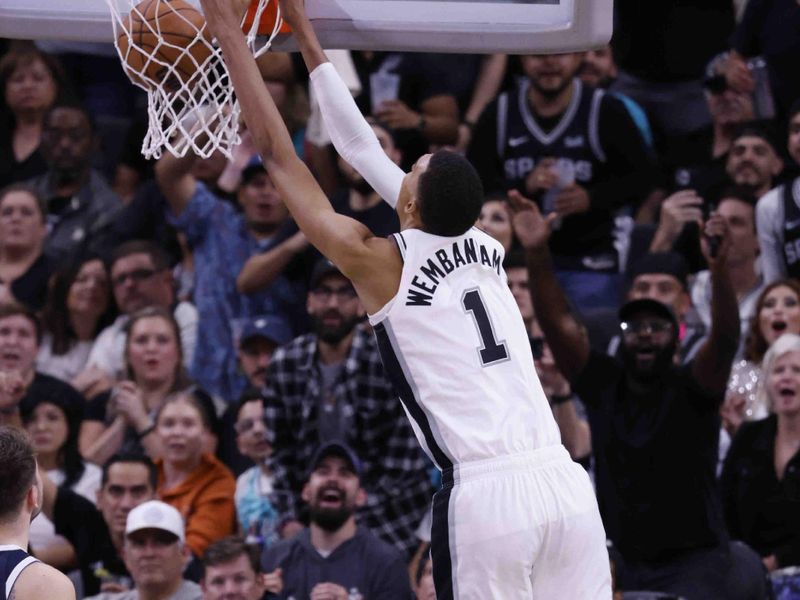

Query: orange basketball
[117,0,213,91]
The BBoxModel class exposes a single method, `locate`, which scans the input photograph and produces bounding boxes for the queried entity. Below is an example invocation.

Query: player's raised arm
[279,0,406,207]
[198,0,377,277]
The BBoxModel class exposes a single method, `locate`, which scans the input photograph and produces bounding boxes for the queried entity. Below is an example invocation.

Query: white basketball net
[106,0,282,159]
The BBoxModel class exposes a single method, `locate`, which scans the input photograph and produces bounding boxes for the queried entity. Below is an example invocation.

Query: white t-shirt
[36,334,93,383]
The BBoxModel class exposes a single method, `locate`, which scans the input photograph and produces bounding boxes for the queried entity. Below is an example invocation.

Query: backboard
[0,0,612,54]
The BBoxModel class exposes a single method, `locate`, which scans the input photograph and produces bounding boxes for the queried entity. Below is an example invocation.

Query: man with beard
[511,192,766,599]
[0,426,75,600]
[263,258,431,560]
[27,102,122,264]
[725,124,783,200]
[330,119,401,239]
[467,51,656,312]
[261,441,412,600]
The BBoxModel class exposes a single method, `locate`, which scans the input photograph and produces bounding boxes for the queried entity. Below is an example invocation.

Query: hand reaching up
[507,189,558,252]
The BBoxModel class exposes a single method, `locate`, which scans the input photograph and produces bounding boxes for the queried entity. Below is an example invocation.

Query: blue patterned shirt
[167,183,302,401]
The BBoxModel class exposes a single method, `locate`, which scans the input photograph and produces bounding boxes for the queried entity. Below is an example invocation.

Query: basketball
[116,0,213,91]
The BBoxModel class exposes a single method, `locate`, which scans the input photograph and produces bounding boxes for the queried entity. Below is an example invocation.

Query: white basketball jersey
[369,227,561,470]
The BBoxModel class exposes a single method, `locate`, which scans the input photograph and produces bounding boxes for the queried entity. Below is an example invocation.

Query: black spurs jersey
[497,78,619,270]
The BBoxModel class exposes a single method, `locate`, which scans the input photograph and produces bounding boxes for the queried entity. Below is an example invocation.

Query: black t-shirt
[572,351,727,561]
[2,254,53,312]
[53,487,128,597]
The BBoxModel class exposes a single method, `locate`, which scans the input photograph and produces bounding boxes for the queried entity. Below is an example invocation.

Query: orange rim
[242,0,291,36]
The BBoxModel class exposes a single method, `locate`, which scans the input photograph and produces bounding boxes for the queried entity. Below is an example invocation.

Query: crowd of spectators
[1,1,800,597]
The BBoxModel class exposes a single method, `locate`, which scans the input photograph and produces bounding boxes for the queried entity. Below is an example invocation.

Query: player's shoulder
[12,561,76,600]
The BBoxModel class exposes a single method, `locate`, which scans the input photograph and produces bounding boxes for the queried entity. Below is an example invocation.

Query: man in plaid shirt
[263,259,432,559]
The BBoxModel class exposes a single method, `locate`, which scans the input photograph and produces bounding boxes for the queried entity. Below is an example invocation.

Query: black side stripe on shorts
[372,321,454,472]
[431,485,455,600]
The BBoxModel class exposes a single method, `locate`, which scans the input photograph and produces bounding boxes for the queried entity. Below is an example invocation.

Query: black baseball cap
[307,441,363,480]
[618,298,678,330]
[629,252,689,290]
[309,259,345,289]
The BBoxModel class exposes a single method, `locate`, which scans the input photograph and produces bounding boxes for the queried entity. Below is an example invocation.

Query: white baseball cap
[125,500,185,543]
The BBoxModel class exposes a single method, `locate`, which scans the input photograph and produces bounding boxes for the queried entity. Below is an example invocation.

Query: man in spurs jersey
[198,0,611,597]
[0,426,74,600]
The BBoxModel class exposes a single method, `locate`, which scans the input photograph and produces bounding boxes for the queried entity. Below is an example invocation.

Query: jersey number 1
[462,289,509,366]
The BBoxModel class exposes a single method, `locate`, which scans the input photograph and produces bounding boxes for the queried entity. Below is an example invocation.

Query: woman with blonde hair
[721,332,800,574]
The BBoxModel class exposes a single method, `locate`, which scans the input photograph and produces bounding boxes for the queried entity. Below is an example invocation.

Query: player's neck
[310,517,357,554]
[527,80,575,118]
[0,516,31,551]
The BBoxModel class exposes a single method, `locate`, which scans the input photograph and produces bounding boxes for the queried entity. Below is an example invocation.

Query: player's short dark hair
[109,239,171,272]
[101,453,158,490]
[714,185,758,209]
[417,150,483,237]
[203,536,261,574]
[0,302,42,345]
[235,386,265,422]
[0,427,37,522]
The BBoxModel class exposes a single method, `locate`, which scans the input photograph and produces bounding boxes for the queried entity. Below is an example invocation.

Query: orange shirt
[156,453,236,557]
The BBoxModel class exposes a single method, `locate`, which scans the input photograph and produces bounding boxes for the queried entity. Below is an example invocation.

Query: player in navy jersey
[198,0,611,597]
[0,426,74,600]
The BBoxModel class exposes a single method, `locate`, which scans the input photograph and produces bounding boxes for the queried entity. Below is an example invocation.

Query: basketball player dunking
[199,0,611,596]
[0,426,75,600]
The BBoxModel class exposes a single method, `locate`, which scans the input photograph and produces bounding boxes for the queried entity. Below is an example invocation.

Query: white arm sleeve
[309,62,405,208]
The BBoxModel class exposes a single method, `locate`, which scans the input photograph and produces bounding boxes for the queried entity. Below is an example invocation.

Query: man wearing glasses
[262,258,431,561]
[512,192,768,598]
[73,240,198,397]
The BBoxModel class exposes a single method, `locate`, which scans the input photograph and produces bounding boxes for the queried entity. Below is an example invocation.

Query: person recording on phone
[467,51,656,313]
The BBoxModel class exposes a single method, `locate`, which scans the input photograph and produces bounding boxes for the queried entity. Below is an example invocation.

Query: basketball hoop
[106,0,285,159]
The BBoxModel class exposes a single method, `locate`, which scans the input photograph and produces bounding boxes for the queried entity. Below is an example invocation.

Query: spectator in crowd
[37,255,114,383]
[326,118,401,239]
[723,279,800,439]
[755,100,800,283]
[28,102,122,264]
[201,536,282,600]
[155,392,236,561]
[0,183,51,311]
[233,389,296,551]
[606,252,706,365]
[156,150,304,402]
[85,500,203,600]
[0,425,76,600]
[690,187,764,354]
[610,0,735,144]
[261,441,413,599]
[40,454,158,596]
[22,390,101,570]
[0,44,66,187]
[0,303,85,430]
[80,307,216,466]
[264,259,431,558]
[478,194,514,253]
[351,51,460,170]
[654,69,756,206]
[217,315,292,477]
[726,125,784,201]
[510,192,767,598]
[721,332,800,574]
[236,316,292,391]
[413,544,435,600]
[504,250,535,335]
[468,51,656,311]
[74,240,198,396]
[727,0,800,120]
